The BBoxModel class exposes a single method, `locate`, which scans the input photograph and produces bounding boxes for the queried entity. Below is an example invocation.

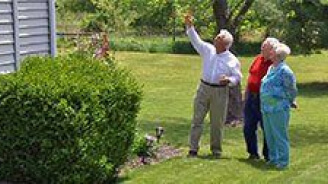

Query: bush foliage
[0,54,142,183]
[112,38,260,56]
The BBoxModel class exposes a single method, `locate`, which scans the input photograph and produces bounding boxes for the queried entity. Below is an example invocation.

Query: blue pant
[262,110,290,167]
[243,93,268,160]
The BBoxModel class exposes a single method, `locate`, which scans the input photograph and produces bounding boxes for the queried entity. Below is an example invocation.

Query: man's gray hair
[275,43,291,61]
[263,37,279,49]
[219,29,234,49]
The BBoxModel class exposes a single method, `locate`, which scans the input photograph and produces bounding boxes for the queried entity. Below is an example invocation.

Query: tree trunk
[212,0,229,35]
[212,0,255,43]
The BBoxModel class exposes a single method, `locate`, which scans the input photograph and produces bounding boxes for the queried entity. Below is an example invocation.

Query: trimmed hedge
[110,38,260,55]
[0,54,142,183]
[57,36,263,56]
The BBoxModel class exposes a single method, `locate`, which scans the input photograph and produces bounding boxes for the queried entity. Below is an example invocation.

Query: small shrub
[131,132,149,156]
[112,38,149,52]
[172,40,197,54]
[0,53,142,183]
[149,43,173,53]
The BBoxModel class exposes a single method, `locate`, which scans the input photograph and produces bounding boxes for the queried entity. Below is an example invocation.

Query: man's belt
[200,79,227,88]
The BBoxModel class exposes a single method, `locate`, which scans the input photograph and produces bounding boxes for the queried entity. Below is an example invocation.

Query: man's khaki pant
[189,82,229,154]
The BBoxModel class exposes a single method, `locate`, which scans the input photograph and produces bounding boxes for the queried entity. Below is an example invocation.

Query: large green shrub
[0,54,142,183]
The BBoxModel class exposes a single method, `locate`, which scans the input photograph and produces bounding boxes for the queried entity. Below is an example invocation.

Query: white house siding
[0,0,16,73]
[0,0,55,73]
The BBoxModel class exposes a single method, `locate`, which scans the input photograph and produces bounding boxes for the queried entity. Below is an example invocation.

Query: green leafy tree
[81,0,139,32]
[269,0,328,53]
[56,0,95,13]
[239,0,283,38]
[131,0,175,34]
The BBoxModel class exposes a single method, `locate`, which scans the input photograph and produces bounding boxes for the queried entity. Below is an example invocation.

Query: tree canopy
[56,0,328,53]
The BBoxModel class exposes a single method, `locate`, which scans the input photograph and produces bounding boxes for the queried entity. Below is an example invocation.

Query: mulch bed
[119,143,183,175]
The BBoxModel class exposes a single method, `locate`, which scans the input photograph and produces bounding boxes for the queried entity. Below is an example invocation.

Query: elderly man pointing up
[185,14,242,158]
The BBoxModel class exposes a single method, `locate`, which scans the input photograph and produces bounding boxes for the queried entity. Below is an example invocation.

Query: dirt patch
[119,144,183,175]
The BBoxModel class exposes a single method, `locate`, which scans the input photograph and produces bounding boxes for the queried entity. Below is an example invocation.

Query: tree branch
[228,0,244,23]
[231,0,255,30]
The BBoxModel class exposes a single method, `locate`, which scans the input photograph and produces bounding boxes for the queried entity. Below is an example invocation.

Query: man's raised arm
[185,14,210,57]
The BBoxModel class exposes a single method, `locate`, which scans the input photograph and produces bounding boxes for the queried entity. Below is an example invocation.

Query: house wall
[0,0,56,74]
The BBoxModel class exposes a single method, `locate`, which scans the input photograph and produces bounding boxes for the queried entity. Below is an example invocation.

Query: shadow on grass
[237,158,279,171]
[136,117,193,147]
[136,116,243,148]
[116,116,328,180]
[297,82,328,97]
[137,114,328,146]
[237,124,328,170]
[197,154,232,160]
[116,176,130,184]
[137,115,328,148]
[289,124,328,147]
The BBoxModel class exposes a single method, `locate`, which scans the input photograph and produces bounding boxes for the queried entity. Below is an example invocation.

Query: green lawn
[115,51,328,184]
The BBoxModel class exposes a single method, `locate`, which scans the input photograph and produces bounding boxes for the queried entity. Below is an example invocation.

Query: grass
[115,51,328,183]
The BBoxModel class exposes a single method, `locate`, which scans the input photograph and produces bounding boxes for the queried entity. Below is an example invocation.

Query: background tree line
[56,0,328,54]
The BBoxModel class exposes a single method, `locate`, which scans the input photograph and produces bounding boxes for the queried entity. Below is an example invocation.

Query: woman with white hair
[260,43,297,169]
[243,37,279,161]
